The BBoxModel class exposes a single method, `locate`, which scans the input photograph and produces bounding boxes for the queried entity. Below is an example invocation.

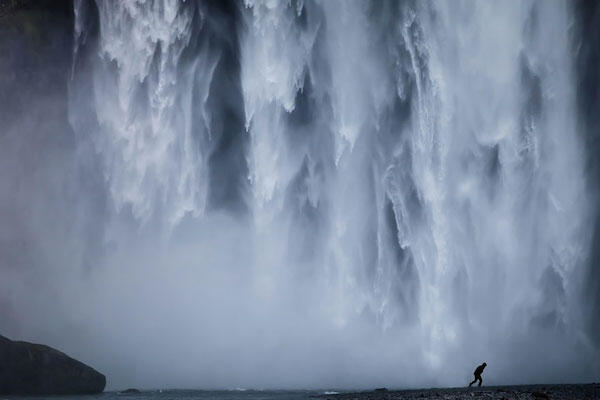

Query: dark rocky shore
[317,384,600,400]
[0,335,106,395]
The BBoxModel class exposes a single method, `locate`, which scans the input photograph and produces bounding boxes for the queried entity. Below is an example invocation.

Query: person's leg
[477,376,482,387]
[469,376,477,387]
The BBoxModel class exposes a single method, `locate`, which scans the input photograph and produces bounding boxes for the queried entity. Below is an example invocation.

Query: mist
[1,0,599,391]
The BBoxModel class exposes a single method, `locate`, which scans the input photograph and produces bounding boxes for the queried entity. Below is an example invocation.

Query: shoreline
[314,383,600,400]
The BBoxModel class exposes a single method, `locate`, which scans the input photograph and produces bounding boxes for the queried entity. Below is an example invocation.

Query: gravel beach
[316,384,600,400]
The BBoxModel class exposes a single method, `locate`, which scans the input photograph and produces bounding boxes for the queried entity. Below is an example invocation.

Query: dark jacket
[474,364,486,376]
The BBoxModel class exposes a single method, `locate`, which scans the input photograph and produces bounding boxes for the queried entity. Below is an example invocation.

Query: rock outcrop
[0,335,106,395]
[120,388,142,394]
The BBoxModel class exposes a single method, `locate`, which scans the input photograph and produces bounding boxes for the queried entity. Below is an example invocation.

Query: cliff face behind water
[0,0,77,305]
[575,0,600,346]
[0,3,105,393]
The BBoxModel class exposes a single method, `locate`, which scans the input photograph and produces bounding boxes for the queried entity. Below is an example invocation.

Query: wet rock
[314,384,596,400]
[121,388,142,394]
[0,334,105,395]
[531,391,549,399]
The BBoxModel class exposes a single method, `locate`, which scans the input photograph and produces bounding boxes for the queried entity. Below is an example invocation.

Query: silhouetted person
[468,362,487,387]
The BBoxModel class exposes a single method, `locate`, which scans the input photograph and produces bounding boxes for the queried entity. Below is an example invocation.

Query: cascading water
[1,0,598,390]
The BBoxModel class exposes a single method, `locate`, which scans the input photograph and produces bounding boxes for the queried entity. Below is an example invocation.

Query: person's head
[482,362,487,367]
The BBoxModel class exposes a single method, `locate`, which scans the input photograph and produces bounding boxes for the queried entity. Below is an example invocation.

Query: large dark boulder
[0,335,106,395]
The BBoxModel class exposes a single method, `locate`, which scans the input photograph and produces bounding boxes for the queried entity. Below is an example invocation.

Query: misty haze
[1,0,599,396]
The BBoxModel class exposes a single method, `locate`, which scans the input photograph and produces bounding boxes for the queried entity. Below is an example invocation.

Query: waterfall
[3,0,595,389]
